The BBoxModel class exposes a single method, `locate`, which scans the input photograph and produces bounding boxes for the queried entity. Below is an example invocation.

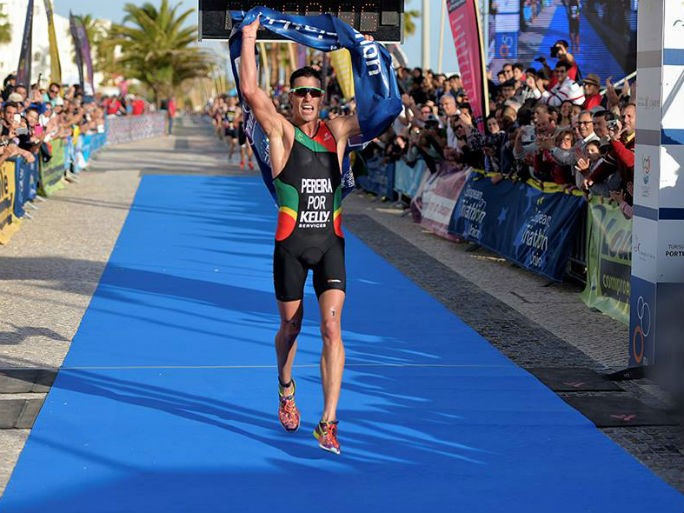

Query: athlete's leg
[276,299,303,395]
[317,289,346,422]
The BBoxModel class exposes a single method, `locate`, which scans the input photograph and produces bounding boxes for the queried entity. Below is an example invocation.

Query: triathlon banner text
[448,172,585,281]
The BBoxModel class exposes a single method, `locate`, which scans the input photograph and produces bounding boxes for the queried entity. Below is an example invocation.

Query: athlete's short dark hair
[290,66,322,88]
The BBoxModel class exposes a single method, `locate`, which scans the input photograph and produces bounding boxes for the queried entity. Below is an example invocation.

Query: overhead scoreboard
[198,0,404,42]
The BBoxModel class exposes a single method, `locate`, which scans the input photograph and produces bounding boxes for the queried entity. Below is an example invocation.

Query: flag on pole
[69,12,84,90]
[69,13,95,96]
[329,49,355,100]
[16,0,34,87]
[447,0,489,131]
[43,0,61,84]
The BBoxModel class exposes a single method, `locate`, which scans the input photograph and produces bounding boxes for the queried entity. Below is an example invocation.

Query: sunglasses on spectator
[577,120,593,125]
[290,87,325,98]
[421,109,431,114]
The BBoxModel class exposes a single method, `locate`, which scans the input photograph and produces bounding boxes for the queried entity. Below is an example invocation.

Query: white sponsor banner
[659,221,684,282]
[631,216,659,282]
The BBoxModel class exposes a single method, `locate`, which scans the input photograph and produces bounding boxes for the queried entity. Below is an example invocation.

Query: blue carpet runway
[1,176,682,512]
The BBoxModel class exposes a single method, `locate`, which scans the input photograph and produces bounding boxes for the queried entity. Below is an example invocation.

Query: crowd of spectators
[207,36,635,221]
[359,39,636,219]
[0,72,151,170]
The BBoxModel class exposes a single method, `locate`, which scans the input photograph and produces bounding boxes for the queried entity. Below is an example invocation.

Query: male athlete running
[239,16,367,454]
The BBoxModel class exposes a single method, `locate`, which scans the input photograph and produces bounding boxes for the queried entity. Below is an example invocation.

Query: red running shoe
[248,161,255,170]
[278,379,301,432]
[313,421,341,454]
[239,160,245,169]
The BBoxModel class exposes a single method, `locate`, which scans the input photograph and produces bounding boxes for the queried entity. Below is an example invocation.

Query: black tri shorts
[273,237,346,302]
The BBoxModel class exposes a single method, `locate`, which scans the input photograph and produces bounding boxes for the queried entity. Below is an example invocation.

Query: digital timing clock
[198,0,404,42]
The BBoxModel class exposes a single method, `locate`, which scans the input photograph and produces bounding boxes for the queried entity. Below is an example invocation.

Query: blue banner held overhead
[228,7,402,202]
[448,173,585,281]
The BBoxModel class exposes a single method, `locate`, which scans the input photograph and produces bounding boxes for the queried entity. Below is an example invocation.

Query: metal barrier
[567,204,588,285]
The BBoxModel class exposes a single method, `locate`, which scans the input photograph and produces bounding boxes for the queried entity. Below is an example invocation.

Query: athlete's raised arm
[239,17,285,140]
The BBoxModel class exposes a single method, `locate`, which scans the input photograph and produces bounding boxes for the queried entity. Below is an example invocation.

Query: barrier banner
[411,163,469,240]
[394,159,428,199]
[39,138,66,196]
[13,157,38,218]
[0,161,20,244]
[106,114,166,146]
[356,157,395,199]
[64,136,74,173]
[581,197,631,324]
[448,172,585,281]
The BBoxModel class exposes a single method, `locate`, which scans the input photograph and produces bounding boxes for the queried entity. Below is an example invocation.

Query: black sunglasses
[290,87,325,98]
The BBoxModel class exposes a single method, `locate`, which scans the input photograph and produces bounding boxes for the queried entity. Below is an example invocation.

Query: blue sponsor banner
[394,159,428,199]
[64,137,74,173]
[356,158,395,198]
[448,172,585,281]
[12,157,38,218]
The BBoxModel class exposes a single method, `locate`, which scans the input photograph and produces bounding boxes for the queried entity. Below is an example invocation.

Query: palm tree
[0,12,11,44]
[105,0,215,105]
[404,9,420,38]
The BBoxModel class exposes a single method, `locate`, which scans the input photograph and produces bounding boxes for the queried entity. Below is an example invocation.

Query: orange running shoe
[278,379,301,432]
[313,421,341,454]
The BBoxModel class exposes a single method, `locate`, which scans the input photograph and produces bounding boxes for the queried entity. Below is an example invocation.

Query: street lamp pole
[422,0,430,70]
[438,0,446,73]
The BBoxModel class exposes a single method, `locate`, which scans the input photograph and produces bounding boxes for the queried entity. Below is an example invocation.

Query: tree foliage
[104,0,215,103]
[0,12,11,44]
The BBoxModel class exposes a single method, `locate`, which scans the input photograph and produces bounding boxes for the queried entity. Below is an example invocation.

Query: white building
[0,0,105,88]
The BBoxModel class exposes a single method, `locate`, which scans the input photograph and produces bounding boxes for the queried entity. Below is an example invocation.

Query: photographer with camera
[536,40,581,89]
[584,103,635,200]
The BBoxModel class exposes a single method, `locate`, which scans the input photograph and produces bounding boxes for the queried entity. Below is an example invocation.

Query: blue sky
[55,0,459,74]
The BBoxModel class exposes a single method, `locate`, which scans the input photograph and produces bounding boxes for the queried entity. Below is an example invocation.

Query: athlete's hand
[362,34,375,42]
[242,16,261,38]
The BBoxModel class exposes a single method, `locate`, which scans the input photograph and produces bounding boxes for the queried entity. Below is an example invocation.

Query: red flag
[447,0,489,131]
